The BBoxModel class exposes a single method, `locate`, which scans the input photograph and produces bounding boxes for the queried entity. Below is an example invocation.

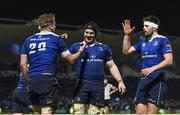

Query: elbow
[168,59,173,66]
[67,58,75,64]
[20,63,25,69]
[165,58,173,66]
[122,48,130,55]
[20,63,26,71]
[123,51,128,55]
[69,61,75,64]
[64,55,76,64]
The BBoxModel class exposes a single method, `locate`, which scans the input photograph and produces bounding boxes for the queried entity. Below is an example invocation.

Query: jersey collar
[82,41,98,47]
[35,32,59,37]
[149,34,159,42]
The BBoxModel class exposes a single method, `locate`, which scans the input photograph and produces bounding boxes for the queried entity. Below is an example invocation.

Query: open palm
[122,19,135,34]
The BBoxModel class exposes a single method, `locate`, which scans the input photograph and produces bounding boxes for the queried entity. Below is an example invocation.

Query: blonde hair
[37,13,56,29]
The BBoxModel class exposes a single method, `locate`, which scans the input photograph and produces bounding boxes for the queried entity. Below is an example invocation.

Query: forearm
[110,88,118,95]
[151,58,173,72]
[20,64,29,82]
[63,48,83,64]
[71,51,82,63]
[109,64,123,82]
[123,34,131,54]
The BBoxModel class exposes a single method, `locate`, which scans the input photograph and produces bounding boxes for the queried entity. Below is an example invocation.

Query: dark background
[0,1,180,113]
[0,0,180,36]
[0,0,179,73]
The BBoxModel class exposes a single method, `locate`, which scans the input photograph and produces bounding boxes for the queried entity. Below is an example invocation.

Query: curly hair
[83,21,99,37]
[143,15,160,25]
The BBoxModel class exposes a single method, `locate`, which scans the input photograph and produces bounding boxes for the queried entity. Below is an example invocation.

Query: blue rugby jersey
[133,35,173,78]
[69,41,112,82]
[21,32,68,77]
[17,73,26,89]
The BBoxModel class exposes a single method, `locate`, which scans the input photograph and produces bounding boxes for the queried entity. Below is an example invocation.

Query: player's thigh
[148,79,167,107]
[74,81,91,104]
[134,79,148,105]
[12,89,32,113]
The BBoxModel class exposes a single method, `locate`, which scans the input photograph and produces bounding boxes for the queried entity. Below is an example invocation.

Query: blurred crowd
[0,73,180,114]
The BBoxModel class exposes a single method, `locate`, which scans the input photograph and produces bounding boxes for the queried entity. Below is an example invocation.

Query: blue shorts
[12,88,33,113]
[74,80,104,108]
[28,75,58,108]
[134,75,167,107]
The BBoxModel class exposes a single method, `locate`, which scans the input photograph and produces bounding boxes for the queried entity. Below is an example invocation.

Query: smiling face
[84,28,96,44]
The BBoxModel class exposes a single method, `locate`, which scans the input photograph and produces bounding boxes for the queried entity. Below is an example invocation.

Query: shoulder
[96,42,110,50]
[73,42,83,46]
[156,35,169,40]
[35,32,60,37]
[96,42,108,47]
[23,34,36,44]
[35,32,61,41]
[72,41,84,47]
[156,35,170,43]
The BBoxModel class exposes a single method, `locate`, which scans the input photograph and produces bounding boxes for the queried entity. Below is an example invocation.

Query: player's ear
[50,24,56,30]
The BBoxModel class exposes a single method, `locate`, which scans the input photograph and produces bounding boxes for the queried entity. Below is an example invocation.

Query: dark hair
[83,21,99,36]
[143,15,160,25]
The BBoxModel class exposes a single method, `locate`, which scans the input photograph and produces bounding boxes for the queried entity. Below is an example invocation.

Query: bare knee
[73,103,85,114]
[41,106,54,114]
[88,104,100,114]
[100,106,109,114]
[32,105,41,114]
[147,103,158,114]
[135,103,147,114]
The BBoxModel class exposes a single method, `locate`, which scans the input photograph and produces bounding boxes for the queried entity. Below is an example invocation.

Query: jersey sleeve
[69,44,78,54]
[132,40,144,53]
[57,37,71,57]
[58,37,68,52]
[69,43,83,54]
[104,46,113,63]
[162,38,173,54]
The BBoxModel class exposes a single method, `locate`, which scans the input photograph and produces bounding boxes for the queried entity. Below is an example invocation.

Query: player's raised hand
[122,19,135,35]
[61,33,68,40]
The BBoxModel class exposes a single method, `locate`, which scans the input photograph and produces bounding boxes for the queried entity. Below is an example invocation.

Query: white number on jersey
[29,42,46,54]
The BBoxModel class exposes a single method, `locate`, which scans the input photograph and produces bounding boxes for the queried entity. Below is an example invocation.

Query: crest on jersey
[90,55,96,59]
[142,43,146,47]
[153,41,158,46]
[98,47,104,51]
[166,42,172,50]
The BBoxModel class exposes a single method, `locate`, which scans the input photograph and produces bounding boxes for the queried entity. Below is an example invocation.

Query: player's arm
[20,54,29,82]
[106,60,126,95]
[122,19,136,55]
[61,33,68,41]
[62,45,85,64]
[109,87,118,95]
[141,53,173,77]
